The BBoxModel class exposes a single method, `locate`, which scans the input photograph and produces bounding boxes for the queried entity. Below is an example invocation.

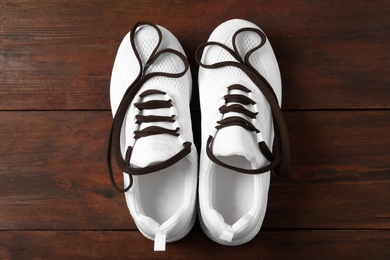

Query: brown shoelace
[195,27,290,176]
[107,22,192,192]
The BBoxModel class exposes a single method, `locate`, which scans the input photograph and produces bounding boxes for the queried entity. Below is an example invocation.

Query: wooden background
[1,0,389,258]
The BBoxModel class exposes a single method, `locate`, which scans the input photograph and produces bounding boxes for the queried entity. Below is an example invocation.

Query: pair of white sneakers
[107,19,290,251]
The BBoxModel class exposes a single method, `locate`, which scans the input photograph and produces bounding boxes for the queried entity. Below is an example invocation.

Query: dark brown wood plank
[265,110,390,229]
[0,110,389,230]
[1,0,389,110]
[0,111,131,230]
[1,230,390,259]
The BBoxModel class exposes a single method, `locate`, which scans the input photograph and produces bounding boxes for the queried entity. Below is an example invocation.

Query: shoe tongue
[212,126,266,168]
[130,134,183,168]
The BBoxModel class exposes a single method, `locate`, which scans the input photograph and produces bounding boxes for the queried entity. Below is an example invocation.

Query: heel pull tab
[154,234,166,251]
[220,229,234,242]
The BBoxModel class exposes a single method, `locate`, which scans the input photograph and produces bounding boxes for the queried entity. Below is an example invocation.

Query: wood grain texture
[0,111,129,230]
[1,0,390,258]
[1,230,390,259]
[1,0,389,110]
[0,111,389,230]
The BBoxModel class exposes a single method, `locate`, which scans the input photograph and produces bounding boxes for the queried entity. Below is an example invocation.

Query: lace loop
[224,94,255,105]
[219,104,258,119]
[107,22,192,193]
[232,27,267,65]
[135,115,175,124]
[196,27,290,176]
[216,116,258,132]
[135,99,173,110]
[134,126,180,139]
[195,41,242,69]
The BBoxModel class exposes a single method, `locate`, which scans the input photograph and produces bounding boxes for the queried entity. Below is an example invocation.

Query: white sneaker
[108,22,198,251]
[196,19,290,245]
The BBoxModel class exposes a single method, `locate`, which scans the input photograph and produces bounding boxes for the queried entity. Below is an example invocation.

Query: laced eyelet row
[216,84,259,132]
[132,89,181,140]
